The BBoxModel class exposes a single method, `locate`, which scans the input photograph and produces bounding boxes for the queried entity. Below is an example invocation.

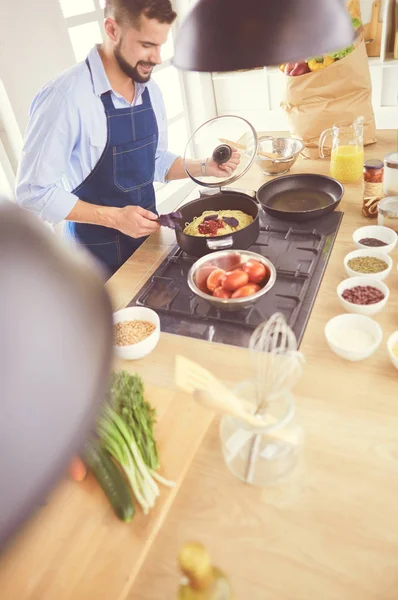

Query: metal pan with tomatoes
[187,250,276,312]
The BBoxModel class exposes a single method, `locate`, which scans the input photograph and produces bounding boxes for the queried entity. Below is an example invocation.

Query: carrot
[68,456,87,482]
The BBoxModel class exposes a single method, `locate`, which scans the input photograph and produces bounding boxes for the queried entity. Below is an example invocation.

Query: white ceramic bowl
[387,331,398,370]
[113,307,160,360]
[337,276,389,316]
[352,225,397,254]
[343,248,393,281]
[325,313,383,362]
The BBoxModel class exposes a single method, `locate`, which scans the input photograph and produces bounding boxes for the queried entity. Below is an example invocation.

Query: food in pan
[183,210,253,237]
[196,259,270,301]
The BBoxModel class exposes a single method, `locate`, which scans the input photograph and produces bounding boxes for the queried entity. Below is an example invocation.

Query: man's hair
[104,0,177,26]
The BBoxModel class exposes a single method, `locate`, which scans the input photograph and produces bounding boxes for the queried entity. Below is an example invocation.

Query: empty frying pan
[257,173,344,221]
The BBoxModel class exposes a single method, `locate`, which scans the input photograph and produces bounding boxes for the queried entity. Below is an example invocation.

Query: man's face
[112,15,171,83]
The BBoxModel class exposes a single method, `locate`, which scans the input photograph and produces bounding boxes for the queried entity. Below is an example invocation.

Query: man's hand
[115,205,160,238]
[205,150,241,178]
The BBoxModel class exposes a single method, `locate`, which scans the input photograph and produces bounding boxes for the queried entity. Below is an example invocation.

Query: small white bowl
[387,331,398,370]
[325,314,383,362]
[352,225,397,254]
[343,249,393,281]
[113,307,160,360]
[337,276,389,316]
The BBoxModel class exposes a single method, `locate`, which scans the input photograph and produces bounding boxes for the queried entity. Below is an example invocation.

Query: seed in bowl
[342,285,385,305]
[114,320,156,346]
[358,237,388,247]
[347,256,388,274]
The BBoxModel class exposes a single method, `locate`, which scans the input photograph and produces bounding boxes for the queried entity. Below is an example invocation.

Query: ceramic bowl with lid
[352,225,398,254]
[256,136,304,176]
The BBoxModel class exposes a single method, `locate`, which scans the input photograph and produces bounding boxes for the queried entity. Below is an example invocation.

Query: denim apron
[65,59,158,277]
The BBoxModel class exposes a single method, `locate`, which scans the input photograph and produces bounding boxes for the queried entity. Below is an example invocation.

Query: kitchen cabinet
[211,0,398,132]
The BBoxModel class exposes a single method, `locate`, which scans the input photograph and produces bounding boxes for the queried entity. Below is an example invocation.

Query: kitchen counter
[2,130,398,599]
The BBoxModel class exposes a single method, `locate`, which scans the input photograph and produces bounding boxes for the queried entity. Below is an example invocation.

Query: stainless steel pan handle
[206,236,234,250]
[220,187,256,198]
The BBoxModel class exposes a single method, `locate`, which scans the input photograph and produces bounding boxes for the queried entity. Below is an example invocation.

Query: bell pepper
[307,56,335,71]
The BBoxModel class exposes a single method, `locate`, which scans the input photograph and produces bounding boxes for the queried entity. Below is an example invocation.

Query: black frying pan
[176,191,260,257]
[257,173,344,221]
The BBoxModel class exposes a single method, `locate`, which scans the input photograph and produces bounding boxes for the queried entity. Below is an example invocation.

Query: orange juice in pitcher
[320,117,364,183]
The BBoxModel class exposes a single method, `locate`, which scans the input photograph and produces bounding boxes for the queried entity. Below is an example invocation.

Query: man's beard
[114,41,155,83]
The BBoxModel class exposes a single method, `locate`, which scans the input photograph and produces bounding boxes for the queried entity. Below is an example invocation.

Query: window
[60,0,193,205]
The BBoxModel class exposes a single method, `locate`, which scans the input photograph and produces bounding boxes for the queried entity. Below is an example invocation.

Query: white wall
[0,0,75,133]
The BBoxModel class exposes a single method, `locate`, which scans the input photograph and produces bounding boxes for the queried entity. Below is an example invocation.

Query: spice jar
[378,196,398,233]
[219,382,303,487]
[384,153,398,196]
[362,159,384,219]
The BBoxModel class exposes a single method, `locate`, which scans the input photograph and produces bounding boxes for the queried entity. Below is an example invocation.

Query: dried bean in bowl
[342,285,385,305]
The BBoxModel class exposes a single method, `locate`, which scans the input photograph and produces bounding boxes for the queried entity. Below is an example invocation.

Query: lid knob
[212,144,232,165]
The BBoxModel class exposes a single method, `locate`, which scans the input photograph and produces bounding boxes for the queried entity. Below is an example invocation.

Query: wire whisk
[249,313,305,415]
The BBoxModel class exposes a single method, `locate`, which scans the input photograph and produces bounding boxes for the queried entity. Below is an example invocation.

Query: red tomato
[206,268,226,292]
[216,254,242,272]
[231,284,261,298]
[213,286,231,299]
[222,270,249,292]
[243,260,268,284]
[195,265,217,293]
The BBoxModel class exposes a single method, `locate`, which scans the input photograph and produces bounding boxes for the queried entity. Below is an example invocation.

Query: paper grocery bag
[280,40,376,159]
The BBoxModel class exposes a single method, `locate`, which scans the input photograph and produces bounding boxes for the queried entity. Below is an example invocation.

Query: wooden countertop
[2,130,398,599]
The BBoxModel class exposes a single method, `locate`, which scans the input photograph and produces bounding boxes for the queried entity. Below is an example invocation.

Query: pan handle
[220,186,256,198]
[206,236,234,251]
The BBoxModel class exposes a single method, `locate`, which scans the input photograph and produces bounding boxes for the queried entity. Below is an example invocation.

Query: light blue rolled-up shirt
[15,46,179,224]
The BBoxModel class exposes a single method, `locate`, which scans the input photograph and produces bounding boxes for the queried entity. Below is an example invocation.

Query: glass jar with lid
[383,153,398,196]
[362,159,384,219]
[219,381,303,487]
[377,196,398,233]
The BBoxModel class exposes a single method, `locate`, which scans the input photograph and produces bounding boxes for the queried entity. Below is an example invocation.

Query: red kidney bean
[342,285,385,305]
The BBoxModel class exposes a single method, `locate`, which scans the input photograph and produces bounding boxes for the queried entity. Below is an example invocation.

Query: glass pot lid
[183,115,258,188]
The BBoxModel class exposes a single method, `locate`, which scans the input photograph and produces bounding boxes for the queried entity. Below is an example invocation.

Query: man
[16,0,239,277]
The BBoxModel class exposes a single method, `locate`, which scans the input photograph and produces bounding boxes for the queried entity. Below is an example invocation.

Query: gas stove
[128,210,343,349]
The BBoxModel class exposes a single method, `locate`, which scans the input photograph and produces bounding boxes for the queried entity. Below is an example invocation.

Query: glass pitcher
[319,116,364,183]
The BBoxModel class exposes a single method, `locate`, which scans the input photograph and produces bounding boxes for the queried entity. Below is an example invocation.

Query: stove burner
[128,211,343,349]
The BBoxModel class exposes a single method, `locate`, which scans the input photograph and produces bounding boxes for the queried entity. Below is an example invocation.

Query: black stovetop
[128,210,343,349]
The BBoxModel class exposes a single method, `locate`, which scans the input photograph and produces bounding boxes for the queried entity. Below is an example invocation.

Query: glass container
[362,159,384,219]
[219,381,303,487]
[319,117,364,183]
[377,196,398,233]
[383,153,398,196]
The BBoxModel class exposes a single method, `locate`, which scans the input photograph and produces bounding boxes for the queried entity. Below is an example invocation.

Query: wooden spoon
[175,355,298,443]
[219,137,280,161]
